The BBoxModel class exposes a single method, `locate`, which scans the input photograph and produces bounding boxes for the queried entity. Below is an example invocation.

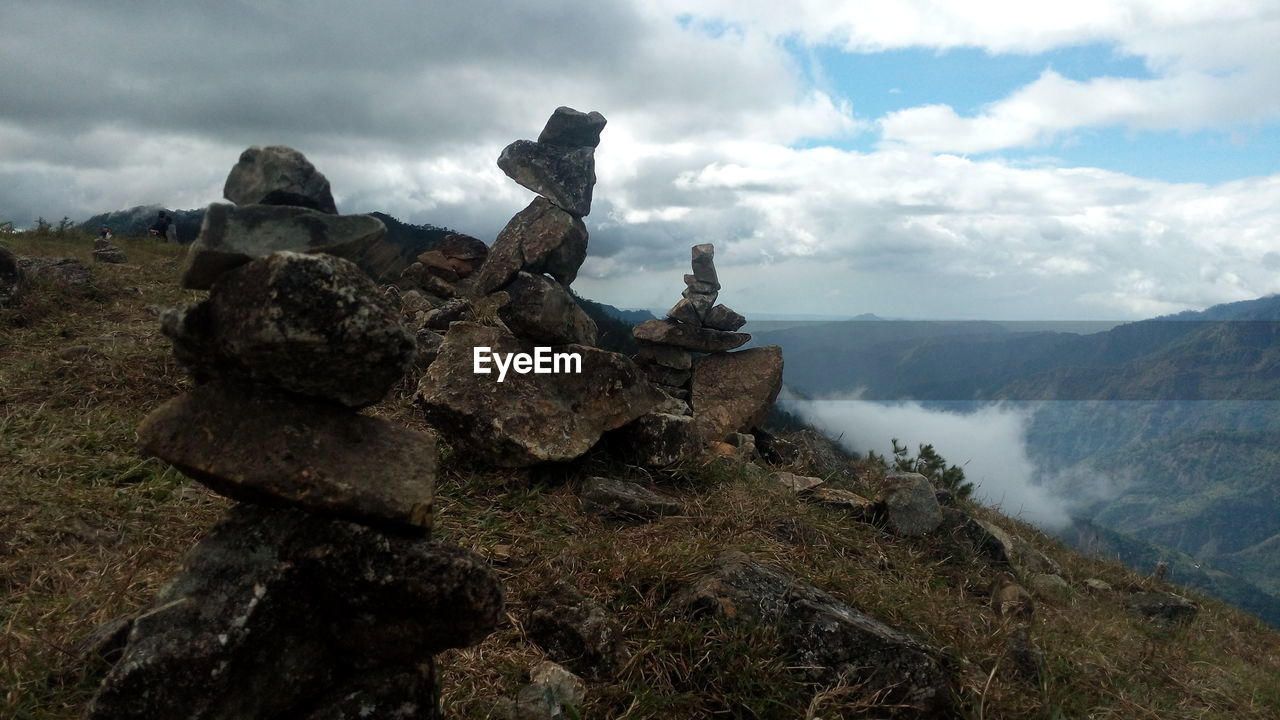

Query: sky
[3,1,1279,320]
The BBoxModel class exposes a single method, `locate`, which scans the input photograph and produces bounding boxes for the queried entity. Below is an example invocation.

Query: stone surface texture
[223,145,338,213]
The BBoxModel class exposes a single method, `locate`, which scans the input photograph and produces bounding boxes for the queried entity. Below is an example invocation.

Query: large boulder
[876,473,944,537]
[416,322,663,467]
[473,197,588,295]
[0,244,24,307]
[678,551,952,715]
[223,145,338,213]
[137,382,435,535]
[87,504,502,720]
[180,203,386,289]
[163,252,415,408]
[632,319,749,353]
[689,345,783,441]
[495,271,598,346]
[538,107,607,148]
[497,141,596,217]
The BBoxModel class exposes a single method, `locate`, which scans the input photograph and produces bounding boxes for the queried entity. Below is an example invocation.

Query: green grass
[2,231,1279,718]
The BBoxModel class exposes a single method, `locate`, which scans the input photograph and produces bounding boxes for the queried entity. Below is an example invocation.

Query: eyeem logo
[473,346,583,382]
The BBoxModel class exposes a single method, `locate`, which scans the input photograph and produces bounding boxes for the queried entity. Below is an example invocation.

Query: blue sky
[3,1,1279,320]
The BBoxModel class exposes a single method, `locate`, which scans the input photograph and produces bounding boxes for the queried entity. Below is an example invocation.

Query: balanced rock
[703,304,746,331]
[876,473,944,537]
[632,319,749,353]
[138,382,435,535]
[497,140,596,217]
[0,244,24,307]
[538,106,607,148]
[688,345,783,441]
[606,412,699,467]
[527,581,629,679]
[579,476,680,520]
[679,551,952,714]
[180,204,386,290]
[224,145,337,213]
[690,243,718,287]
[495,271,598,346]
[163,252,415,408]
[473,197,589,295]
[416,322,662,467]
[87,505,501,720]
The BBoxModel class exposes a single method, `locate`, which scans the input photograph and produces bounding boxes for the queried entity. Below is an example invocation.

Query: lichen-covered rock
[0,244,24,307]
[579,476,680,520]
[689,346,783,441]
[876,473,944,537]
[18,256,93,290]
[163,252,415,408]
[416,322,662,467]
[678,551,952,715]
[527,581,629,679]
[497,141,596,217]
[495,272,598,346]
[606,412,700,467]
[473,197,589,295]
[224,145,337,213]
[180,203,386,289]
[1127,591,1199,625]
[137,382,435,535]
[632,319,749,353]
[538,106,607,148]
[87,505,502,720]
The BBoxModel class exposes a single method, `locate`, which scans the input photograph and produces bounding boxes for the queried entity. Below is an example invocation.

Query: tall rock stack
[87,147,503,719]
[415,108,664,467]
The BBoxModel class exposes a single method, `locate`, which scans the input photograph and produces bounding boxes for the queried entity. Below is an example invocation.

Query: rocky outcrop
[497,107,604,218]
[416,322,662,467]
[689,345,783,442]
[180,203,386,289]
[223,145,338,213]
[679,551,953,716]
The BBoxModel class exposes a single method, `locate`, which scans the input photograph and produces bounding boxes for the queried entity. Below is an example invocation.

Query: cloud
[782,392,1075,529]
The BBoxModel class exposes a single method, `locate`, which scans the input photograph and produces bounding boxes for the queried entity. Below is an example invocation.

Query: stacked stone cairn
[87,146,503,719]
[615,246,784,466]
[92,236,127,264]
[414,108,663,467]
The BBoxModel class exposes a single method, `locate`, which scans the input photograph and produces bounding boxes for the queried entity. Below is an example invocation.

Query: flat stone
[473,197,589,295]
[689,346,783,441]
[537,106,607,148]
[416,323,662,467]
[579,477,680,520]
[959,514,1062,576]
[632,319,749,353]
[137,382,435,535]
[497,140,596,217]
[771,471,823,493]
[678,551,952,714]
[703,304,746,331]
[877,473,943,537]
[606,412,699,467]
[495,272,598,346]
[421,297,473,330]
[224,145,337,213]
[180,203,386,290]
[87,505,501,720]
[164,252,415,408]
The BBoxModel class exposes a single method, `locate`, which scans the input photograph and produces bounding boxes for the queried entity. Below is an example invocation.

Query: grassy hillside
[3,232,1280,718]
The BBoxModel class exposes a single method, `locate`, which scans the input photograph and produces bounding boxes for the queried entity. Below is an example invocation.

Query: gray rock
[438,232,489,261]
[808,487,875,518]
[641,362,692,388]
[792,429,854,479]
[87,504,501,720]
[606,412,699,468]
[1083,578,1113,593]
[580,476,680,520]
[538,107,607,148]
[137,382,435,535]
[180,203,386,290]
[683,274,720,295]
[771,471,823,493]
[1126,591,1199,625]
[959,515,1062,576]
[163,252,415,408]
[416,323,662,467]
[690,243,718,287]
[689,346,783,442]
[495,661,586,720]
[702,304,746,331]
[678,551,952,715]
[223,145,337,213]
[635,341,692,370]
[496,272,598,346]
[527,580,629,679]
[0,244,25,307]
[877,473,944,537]
[473,197,589,295]
[18,256,93,289]
[412,328,444,370]
[421,297,473,330]
[667,294,712,326]
[632,319,749,353]
[497,141,596,217]
[92,247,128,264]
[1027,573,1071,601]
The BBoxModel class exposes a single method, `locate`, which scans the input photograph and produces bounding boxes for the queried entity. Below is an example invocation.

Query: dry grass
[2,231,1279,719]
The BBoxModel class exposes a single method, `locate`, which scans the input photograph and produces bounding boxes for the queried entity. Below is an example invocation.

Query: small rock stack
[415,108,663,467]
[88,146,503,719]
[397,231,489,303]
[91,236,127,264]
[632,243,748,408]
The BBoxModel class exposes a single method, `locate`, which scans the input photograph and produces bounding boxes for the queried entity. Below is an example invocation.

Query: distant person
[98,225,113,240]
[165,216,177,243]
[148,210,167,239]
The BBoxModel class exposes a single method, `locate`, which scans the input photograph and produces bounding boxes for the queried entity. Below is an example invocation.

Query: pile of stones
[91,236,127,264]
[87,146,502,719]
